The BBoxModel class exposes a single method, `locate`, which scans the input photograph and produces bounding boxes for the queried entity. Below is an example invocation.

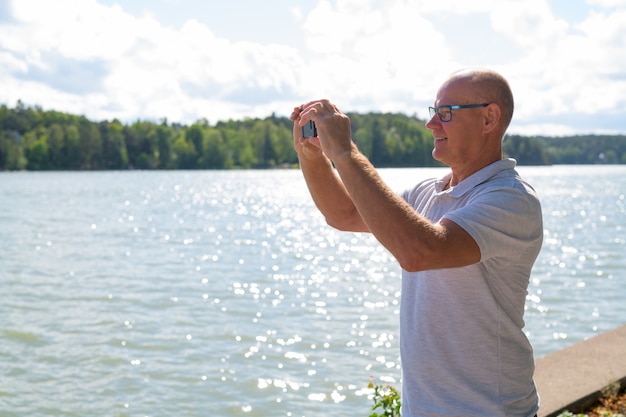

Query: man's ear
[483,103,501,134]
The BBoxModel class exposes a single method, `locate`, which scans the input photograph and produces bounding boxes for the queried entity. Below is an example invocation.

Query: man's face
[425,77,488,169]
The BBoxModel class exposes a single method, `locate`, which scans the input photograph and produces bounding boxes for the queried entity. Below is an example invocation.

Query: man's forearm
[299,155,369,232]
[331,145,443,268]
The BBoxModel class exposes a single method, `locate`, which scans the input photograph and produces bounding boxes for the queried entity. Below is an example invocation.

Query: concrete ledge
[534,324,626,417]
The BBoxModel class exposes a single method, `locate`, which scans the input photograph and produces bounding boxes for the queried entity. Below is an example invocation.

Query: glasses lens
[429,107,436,119]
[439,107,452,122]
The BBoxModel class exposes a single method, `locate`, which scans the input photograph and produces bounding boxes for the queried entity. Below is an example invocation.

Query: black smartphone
[301,120,317,138]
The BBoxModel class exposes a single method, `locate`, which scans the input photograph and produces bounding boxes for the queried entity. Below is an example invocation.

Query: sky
[1,0,626,136]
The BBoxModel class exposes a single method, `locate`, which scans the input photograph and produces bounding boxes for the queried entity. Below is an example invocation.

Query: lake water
[1,165,624,417]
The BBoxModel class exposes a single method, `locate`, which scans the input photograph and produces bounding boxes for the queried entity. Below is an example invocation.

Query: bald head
[447,69,515,134]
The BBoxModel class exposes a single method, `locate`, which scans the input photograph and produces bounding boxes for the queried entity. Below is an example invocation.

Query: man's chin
[431,148,446,164]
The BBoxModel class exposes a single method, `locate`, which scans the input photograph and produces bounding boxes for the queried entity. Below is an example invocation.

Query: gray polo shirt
[400,158,543,417]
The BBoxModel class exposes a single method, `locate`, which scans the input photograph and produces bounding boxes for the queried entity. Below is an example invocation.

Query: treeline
[504,134,626,165]
[1,101,625,171]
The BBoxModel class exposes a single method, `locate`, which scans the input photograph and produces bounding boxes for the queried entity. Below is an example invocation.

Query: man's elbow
[396,245,480,272]
[397,255,429,273]
[394,244,440,272]
[325,215,369,233]
[394,247,431,272]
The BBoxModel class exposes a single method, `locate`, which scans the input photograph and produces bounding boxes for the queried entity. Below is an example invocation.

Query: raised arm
[295,100,480,272]
[291,106,369,232]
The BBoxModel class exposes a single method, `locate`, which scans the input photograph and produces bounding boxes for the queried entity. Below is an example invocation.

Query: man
[291,69,543,417]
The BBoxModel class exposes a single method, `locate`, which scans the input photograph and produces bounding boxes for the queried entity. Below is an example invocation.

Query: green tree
[370,117,387,166]
[184,124,205,168]
[201,128,231,169]
[4,101,626,171]
[26,137,51,170]
[1,100,36,134]
[100,120,128,169]
[0,130,26,170]
[126,121,159,169]
[47,123,65,168]
[78,117,102,169]
[504,135,547,165]
[156,123,174,169]
[171,136,197,169]
[64,124,82,169]
[384,127,404,165]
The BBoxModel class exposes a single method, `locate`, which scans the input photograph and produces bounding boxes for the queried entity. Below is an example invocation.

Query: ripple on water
[1,168,625,416]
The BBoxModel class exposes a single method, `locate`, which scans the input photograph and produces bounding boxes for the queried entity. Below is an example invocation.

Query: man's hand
[293,100,354,162]
[290,105,324,161]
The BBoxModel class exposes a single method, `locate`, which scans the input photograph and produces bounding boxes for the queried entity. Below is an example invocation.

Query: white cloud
[297,0,626,133]
[503,4,626,130]
[0,0,625,135]
[8,0,136,60]
[299,0,453,116]
[0,0,306,122]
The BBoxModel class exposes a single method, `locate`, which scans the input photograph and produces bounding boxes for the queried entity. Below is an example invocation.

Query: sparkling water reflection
[0,166,624,416]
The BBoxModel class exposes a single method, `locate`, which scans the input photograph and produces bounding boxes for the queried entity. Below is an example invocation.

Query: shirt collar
[437,158,517,197]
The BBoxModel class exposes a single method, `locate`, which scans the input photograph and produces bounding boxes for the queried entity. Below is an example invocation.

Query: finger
[307,137,321,148]
[299,101,322,125]
[292,119,303,141]
[290,105,304,121]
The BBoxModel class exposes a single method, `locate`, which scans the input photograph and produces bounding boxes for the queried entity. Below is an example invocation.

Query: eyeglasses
[428,103,490,122]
